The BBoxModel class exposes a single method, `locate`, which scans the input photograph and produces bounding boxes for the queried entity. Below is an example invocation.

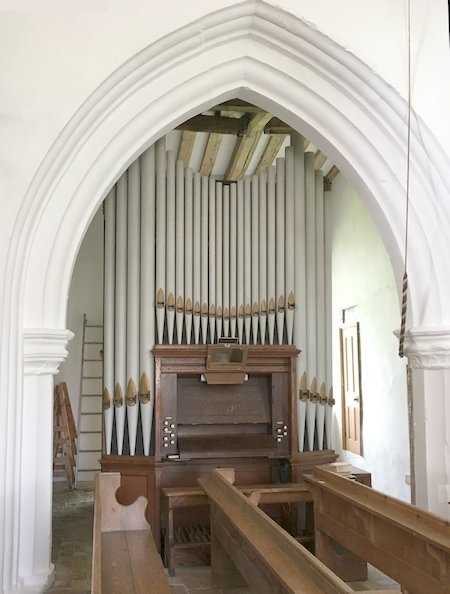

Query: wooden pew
[305,466,450,594]
[161,481,313,575]
[199,469,392,594]
[92,472,171,594]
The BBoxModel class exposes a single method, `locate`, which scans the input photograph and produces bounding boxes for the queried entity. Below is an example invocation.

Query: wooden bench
[161,481,314,575]
[92,472,171,594]
[199,469,395,594]
[305,466,450,594]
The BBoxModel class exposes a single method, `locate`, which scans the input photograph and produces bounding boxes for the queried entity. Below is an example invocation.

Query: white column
[401,328,450,519]
[19,329,73,592]
[412,367,450,519]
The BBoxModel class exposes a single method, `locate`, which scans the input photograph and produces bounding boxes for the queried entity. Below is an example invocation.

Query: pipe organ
[102,134,335,459]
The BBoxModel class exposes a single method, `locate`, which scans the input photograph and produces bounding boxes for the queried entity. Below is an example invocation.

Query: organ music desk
[100,345,337,554]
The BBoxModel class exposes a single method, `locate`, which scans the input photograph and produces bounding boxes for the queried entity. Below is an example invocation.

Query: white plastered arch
[13,1,450,338]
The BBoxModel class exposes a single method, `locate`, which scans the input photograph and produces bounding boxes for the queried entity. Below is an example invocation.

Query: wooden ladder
[77,314,103,482]
[53,382,78,488]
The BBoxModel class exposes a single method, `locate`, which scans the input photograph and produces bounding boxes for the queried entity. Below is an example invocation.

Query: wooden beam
[199,132,223,176]
[254,135,287,174]
[177,114,247,135]
[177,131,196,169]
[211,99,266,113]
[314,150,327,170]
[324,164,340,190]
[265,117,293,134]
[225,112,273,181]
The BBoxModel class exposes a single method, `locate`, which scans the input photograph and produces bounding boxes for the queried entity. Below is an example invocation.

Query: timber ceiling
[166,99,339,188]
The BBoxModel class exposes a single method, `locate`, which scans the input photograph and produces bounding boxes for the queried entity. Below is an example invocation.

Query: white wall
[329,174,411,502]
[57,208,104,428]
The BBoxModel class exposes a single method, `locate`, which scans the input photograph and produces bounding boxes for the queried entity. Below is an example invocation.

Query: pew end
[92,472,171,594]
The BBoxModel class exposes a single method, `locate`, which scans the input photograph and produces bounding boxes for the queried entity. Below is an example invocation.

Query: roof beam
[199,132,223,176]
[225,112,273,181]
[324,164,340,190]
[264,117,293,135]
[177,131,196,168]
[211,99,266,113]
[177,114,247,135]
[254,135,287,175]
[314,150,327,170]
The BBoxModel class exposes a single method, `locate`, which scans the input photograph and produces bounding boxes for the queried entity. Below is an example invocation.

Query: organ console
[100,344,337,552]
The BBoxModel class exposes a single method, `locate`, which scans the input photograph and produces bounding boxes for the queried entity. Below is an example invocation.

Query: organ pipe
[126,160,140,455]
[208,178,216,343]
[114,172,127,455]
[258,170,268,345]
[166,150,176,345]
[267,166,276,345]
[305,151,317,451]
[244,176,252,344]
[201,176,209,344]
[222,184,230,338]
[315,169,326,450]
[285,146,295,346]
[237,180,245,343]
[193,173,201,345]
[229,183,237,339]
[251,175,259,345]
[216,182,223,340]
[103,139,334,457]
[275,158,285,345]
[176,160,185,345]
[140,145,155,456]
[103,187,115,455]
[184,168,193,345]
[292,132,307,452]
[155,138,166,344]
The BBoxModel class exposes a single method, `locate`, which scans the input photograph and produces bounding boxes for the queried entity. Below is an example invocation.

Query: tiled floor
[45,481,400,593]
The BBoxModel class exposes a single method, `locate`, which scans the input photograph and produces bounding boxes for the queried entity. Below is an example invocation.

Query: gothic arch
[11,0,450,340]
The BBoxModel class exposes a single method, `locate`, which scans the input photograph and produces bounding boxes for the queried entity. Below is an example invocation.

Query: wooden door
[340,323,362,455]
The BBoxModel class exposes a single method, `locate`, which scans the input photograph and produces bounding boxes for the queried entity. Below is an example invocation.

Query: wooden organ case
[100,344,337,550]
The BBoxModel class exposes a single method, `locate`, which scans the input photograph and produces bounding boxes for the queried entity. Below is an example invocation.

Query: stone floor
[45,481,400,593]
